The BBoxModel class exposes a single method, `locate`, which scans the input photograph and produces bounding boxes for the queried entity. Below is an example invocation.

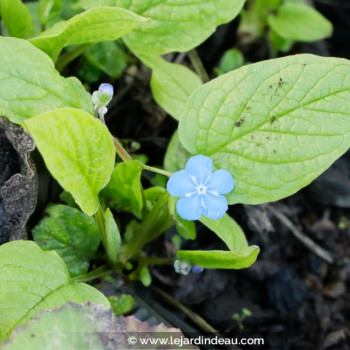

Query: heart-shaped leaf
[3,302,197,350]
[30,6,147,60]
[76,0,245,55]
[141,55,202,121]
[179,54,350,204]
[0,37,92,125]
[25,108,115,215]
[268,3,332,42]
[32,204,100,276]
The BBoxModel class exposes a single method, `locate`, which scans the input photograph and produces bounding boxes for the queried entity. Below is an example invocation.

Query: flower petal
[167,170,196,197]
[176,194,203,221]
[207,169,234,194]
[202,193,228,220]
[185,155,213,184]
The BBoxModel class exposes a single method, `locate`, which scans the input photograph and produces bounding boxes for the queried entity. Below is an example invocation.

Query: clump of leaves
[0,0,348,347]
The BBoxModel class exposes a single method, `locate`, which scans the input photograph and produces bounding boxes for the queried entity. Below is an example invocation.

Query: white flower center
[196,184,207,195]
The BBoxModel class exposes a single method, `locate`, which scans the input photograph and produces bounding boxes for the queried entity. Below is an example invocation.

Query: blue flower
[192,266,204,273]
[167,155,234,221]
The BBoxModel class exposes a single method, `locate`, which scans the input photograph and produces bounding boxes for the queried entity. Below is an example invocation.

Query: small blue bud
[99,83,114,97]
[192,266,203,273]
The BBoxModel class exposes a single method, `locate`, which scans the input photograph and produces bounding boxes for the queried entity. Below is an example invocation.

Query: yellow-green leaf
[25,108,115,215]
[268,3,332,42]
[0,0,34,38]
[0,241,110,343]
[76,0,245,55]
[0,37,92,125]
[30,6,148,60]
[179,54,350,205]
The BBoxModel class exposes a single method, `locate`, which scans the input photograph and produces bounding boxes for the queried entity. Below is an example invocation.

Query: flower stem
[140,163,172,177]
[72,264,112,283]
[113,137,133,162]
[111,137,172,177]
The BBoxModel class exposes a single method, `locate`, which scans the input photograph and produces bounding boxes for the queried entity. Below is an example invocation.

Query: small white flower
[174,260,204,275]
[174,260,191,275]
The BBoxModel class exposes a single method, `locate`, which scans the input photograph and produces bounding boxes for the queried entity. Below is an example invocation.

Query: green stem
[140,163,172,177]
[94,105,100,119]
[55,44,92,72]
[188,49,209,83]
[113,137,133,162]
[111,137,172,177]
[72,264,112,283]
[137,256,174,265]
